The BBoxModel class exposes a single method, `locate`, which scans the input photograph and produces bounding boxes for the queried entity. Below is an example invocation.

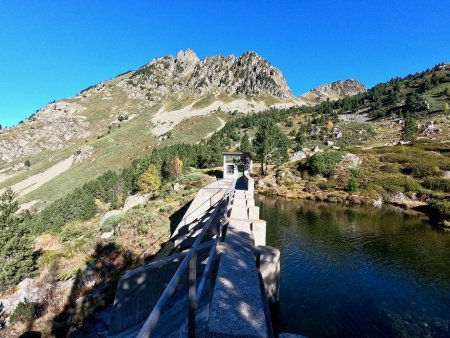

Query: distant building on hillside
[222,152,252,179]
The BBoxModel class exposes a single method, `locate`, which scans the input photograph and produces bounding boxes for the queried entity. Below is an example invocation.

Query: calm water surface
[256,195,450,338]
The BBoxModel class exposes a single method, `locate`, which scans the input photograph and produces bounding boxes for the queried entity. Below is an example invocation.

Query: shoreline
[255,187,450,229]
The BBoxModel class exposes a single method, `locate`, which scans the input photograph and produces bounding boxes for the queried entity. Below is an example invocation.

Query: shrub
[422,178,450,193]
[307,151,344,177]
[430,200,450,221]
[375,174,422,193]
[346,176,360,192]
[344,168,363,192]
[402,164,441,178]
[380,164,398,173]
[9,300,36,323]
[317,180,335,190]
[100,215,123,233]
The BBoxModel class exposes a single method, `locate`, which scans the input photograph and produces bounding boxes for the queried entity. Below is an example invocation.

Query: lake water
[256,195,450,338]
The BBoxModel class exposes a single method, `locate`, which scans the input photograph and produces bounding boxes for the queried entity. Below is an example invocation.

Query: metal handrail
[137,181,235,338]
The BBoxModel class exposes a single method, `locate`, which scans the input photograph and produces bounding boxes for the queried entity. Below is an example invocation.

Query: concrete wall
[107,242,212,336]
[256,246,280,305]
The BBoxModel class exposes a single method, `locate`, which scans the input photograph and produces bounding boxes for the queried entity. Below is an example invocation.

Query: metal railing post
[188,250,197,337]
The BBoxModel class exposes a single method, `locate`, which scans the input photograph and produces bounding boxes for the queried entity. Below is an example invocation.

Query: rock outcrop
[300,79,367,104]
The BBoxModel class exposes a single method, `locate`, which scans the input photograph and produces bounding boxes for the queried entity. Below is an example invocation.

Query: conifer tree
[402,113,418,142]
[253,120,289,175]
[0,188,35,292]
[240,132,253,154]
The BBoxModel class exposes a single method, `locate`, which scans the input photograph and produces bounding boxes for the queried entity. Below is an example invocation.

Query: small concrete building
[223,152,252,179]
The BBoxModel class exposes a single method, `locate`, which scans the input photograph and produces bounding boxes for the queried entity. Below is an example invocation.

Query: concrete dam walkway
[107,176,281,338]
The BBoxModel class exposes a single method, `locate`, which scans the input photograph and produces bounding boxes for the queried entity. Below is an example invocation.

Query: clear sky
[0,0,449,126]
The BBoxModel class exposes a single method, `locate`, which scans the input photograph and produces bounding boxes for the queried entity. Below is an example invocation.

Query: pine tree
[253,120,289,175]
[402,113,418,142]
[0,188,35,292]
[240,133,253,154]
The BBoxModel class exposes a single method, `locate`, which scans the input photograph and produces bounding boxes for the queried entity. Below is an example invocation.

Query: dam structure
[106,174,281,337]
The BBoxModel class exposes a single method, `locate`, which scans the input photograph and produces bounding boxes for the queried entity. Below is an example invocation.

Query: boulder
[420,121,441,136]
[326,140,335,146]
[290,151,307,161]
[342,153,362,169]
[385,192,410,204]
[173,182,184,192]
[12,162,26,172]
[74,144,94,163]
[373,198,383,208]
[100,231,114,240]
[122,194,149,213]
[309,125,321,138]
[0,278,74,314]
[255,175,277,189]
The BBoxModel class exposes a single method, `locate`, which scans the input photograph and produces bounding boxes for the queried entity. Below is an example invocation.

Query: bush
[422,178,450,192]
[430,200,450,221]
[9,300,36,323]
[346,176,360,192]
[380,164,398,173]
[100,215,123,233]
[317,181,335,190]
[375,174,422,193]
[402,164,441,178]
[307,151,345,177]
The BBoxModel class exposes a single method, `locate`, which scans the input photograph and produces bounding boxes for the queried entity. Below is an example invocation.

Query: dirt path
[0,155,74,197]
[0,171,16,184]
[151,98,268,136]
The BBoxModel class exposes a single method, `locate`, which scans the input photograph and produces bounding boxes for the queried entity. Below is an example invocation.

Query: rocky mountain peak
[125,50,293,100]
[174,49,200,78]
[175,48,199,64]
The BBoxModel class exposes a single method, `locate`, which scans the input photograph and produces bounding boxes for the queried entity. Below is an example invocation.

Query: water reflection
[257,195,450,337]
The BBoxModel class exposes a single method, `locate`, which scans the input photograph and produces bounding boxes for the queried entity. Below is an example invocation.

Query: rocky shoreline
[255,183,435,220]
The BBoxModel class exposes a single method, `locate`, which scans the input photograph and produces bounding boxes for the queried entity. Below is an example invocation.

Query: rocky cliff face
[300,79,367,104]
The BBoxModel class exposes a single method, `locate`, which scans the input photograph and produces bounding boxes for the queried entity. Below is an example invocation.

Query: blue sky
[0,0,449,126]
